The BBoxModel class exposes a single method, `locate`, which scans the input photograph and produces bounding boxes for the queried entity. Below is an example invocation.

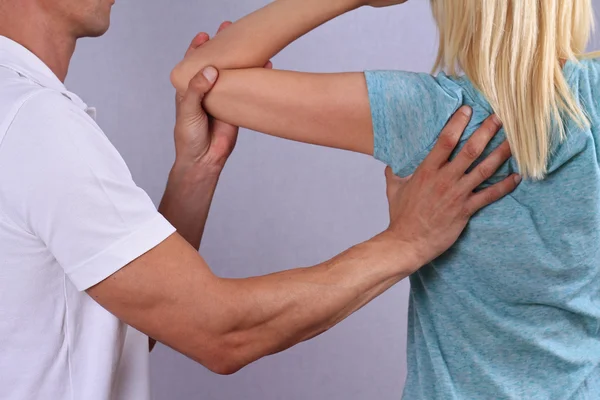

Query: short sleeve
[0,90,176,291]
[364,70,463,176]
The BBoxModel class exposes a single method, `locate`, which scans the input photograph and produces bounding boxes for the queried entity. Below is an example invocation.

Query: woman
[171,0,600,398]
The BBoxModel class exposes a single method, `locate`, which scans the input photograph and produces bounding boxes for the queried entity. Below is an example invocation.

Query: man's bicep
[87,233,224,364]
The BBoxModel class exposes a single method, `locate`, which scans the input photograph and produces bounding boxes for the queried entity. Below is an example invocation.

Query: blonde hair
[431,0,595,179]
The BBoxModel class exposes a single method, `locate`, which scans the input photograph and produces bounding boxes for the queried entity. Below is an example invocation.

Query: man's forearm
[152,164,220,351]
[171,0,362,92]
[207,231,418,373]
[159,163,221,250]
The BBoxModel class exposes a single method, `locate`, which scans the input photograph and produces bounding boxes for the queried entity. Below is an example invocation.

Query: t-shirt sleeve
[364,70,463,176]
[0,90,176,291]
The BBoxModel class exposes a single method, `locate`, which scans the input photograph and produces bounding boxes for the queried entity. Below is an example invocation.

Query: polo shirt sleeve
[0,90,176,291]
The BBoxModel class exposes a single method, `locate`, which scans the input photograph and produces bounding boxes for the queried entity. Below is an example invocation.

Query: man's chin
[79,22,111,38]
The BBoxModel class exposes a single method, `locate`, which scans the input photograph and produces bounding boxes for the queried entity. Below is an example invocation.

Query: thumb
[176,66,219,120]
[385,166,409,200]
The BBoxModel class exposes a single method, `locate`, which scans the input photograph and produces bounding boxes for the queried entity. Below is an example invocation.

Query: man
[0,0,519,399]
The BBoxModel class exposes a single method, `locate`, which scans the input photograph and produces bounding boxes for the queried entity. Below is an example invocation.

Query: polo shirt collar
[0,35,89,111]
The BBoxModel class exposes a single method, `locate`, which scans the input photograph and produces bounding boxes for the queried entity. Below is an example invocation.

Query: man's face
[42,0,114,38]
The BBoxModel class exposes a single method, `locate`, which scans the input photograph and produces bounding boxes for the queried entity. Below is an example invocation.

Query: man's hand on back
[383,108,520,267]
[90,103,520,374]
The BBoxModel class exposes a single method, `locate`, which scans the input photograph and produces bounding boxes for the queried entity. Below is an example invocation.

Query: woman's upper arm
[364,71,462,174]
[203,69,375,155]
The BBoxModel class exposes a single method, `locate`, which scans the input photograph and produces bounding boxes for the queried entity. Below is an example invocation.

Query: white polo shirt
[0,36,176,399]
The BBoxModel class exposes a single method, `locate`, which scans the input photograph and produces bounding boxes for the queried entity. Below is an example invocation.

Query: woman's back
[365,58,600,399]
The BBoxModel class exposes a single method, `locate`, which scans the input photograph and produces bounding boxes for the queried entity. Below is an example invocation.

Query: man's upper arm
[0,90,175,290]
[0,90,236,369]
[86,233,229,369]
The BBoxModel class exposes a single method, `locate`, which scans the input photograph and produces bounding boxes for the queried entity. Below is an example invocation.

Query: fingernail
[514,175,522,184]
[202,67,218,83]
[492,114,502,125]
[460,106,472,116]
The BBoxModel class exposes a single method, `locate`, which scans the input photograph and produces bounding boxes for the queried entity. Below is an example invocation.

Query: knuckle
[449,107,471,125]
[435,180,452,195]
[438,132,458,151]
[449,113,470,129]
[190,76,209,92]
[463,141,482,160]
[460,205,473,220]
[416,167,433,181]
[499,142,512,159]
[477,163,494,181]
[484,187,500,204]
[500,179,517,194]
[482,115,502,133]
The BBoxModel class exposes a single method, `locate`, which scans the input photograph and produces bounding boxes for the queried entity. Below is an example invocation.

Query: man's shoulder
[0,67,47,101]
[0,71,91,141]
[0,68,73,132]
[0,66,81,109]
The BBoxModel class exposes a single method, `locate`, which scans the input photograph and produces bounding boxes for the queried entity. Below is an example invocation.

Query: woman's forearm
[171,0,363,92]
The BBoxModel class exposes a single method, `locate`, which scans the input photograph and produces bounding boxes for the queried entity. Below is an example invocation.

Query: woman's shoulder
[567,56,600,86]
[566,57,600,120]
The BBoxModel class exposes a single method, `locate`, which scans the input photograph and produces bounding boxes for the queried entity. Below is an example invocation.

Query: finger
[447,114,502,176]
[465,174,521,216]
[185,32,210,57]
[177,67,218,120]
[217,21,233,34]
[419,106,472,171]
[385,167,398,216]
[460,140,512,191]
[385,166,401,183]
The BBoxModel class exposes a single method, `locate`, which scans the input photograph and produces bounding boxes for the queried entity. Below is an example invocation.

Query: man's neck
[0,4,76,82]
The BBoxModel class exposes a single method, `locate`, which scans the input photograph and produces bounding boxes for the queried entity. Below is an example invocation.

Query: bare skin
[2,2,519,376]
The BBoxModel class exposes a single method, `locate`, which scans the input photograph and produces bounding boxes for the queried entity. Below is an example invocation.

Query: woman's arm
[170,0,364,92]
[203,69,374,155]
[171,0,407,155]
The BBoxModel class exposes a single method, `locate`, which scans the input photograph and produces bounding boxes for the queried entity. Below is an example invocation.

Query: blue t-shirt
[365,59,600,400]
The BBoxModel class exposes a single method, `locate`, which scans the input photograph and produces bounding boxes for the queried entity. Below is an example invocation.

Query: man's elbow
[204,352,246,376]
[207,360,244,376]
[197,335,255,376]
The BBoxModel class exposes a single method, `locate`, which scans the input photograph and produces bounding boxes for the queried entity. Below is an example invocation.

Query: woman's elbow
[170,61,194,95]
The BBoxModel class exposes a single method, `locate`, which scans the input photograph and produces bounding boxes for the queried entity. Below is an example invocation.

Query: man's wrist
[374,230,428,276]
[170,157,224,185]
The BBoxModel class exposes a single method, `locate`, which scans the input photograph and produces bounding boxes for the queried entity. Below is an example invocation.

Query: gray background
[66,1,600,399]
